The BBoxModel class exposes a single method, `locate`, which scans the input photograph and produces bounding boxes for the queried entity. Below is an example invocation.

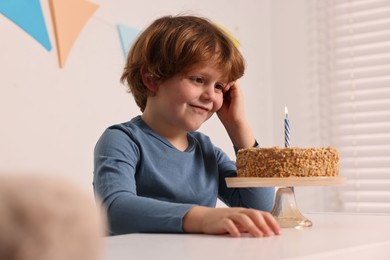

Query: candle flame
[285,106,288,117]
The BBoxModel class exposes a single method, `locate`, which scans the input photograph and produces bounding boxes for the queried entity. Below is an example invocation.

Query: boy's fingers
[244,210,275,236]
[239,209,281,237]
[222,218,241,237]
[229,213,264,237]
[263,212,282,235]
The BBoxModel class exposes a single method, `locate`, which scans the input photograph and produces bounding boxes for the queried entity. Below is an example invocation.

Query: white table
[103,213,390,260]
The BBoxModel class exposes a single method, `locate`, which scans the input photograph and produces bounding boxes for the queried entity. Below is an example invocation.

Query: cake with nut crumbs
[236,147,339,178]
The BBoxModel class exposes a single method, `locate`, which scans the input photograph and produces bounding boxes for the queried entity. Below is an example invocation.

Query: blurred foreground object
[0,175,106,260]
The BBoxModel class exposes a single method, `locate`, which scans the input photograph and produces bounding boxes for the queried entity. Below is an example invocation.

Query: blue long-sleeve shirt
[93,116,274,235]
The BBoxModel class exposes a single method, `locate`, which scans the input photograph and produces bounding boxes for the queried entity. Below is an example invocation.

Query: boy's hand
[216,82,257,149]
[183,206,281,237]
[217,82,244,126]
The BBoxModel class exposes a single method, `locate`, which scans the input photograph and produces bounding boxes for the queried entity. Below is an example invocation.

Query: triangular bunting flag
[0,0,51,51]
[49,0,99,68]
[117,24,140,59]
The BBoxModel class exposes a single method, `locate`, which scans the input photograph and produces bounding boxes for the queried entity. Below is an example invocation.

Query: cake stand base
[271,186,312,228]
[225,177,346,228]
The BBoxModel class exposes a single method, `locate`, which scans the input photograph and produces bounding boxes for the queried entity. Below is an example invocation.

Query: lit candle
[284,106,290,148]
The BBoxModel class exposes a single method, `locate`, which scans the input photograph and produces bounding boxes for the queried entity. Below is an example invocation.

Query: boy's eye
[214,83,225,92]
[189,76,225,93]
[190,76,204,84]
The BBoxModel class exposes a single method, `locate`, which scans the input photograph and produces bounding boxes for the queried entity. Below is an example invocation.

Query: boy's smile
[189,103,211,114]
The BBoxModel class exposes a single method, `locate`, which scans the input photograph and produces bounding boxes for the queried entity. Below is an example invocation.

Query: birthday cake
[236,147,339,178]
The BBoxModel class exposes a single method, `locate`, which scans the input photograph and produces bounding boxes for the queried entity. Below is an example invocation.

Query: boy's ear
[140,67,158,93]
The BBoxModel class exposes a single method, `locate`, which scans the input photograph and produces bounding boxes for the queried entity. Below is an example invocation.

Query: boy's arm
[94,128,194,234]
[213,83,282,236]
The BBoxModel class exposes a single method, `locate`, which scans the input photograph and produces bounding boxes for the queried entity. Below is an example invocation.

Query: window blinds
[315,0,390,213]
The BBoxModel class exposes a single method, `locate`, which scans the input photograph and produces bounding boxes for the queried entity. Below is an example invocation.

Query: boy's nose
[201,84,216,100]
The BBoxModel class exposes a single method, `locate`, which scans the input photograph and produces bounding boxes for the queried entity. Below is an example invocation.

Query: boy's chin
[186,125,202,132]
[185,122,204,132]
[185,115,213,132]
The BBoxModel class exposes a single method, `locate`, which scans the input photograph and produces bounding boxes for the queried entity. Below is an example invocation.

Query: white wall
[270,0,320,147]
[0,0,274,195]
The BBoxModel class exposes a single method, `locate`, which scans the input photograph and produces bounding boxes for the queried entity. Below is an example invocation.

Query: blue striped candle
[284,106,290,148]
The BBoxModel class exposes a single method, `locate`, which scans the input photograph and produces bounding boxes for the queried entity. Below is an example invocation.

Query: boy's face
[151,64,228,132]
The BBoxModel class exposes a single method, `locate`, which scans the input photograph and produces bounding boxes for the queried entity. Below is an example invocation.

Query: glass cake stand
[225,176,346,228]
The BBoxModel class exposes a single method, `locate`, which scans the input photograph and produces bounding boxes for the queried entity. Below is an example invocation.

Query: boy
[94,15,280,237]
